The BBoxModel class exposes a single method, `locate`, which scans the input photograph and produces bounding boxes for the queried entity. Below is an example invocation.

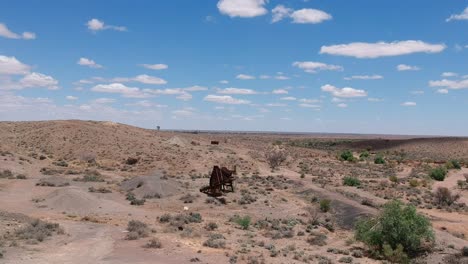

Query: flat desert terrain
[0,120,467,263]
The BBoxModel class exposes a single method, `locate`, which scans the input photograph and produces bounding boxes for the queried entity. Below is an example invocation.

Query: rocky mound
[120,173,181,199]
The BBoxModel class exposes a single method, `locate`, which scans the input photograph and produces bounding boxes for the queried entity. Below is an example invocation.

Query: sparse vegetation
[230,215,251,230]
[355,200,434,259]
[434,187,460,206]
[265,147,288,170]
[343,176,361,187]
[374,155,385,164]
[15,219,64,243]
[144,238,162,248]
[340,150,356,162]
[319,199,331,212]
[126,220,150,240]
[203,233,226,248]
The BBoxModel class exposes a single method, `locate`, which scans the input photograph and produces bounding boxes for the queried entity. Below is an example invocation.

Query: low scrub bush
[319,199,331,212]
[343,176,361,187]
[203,233,226,248]
[126,220,150,240]
[15,219,64,243]
[231,215,251,230]
[374,155,385,164]
[265,147,288,170]
[340,150,355,162]
[434,187,460,206]
[355,200,434,259]
[430,167,447,181]
[446,160,461,170]
[144,238,162,248]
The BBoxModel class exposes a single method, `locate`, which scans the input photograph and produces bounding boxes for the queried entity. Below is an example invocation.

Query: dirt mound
[167,136,187,147]
[37,176,70,187]
[120,173,181,199]
[42,186,126,215]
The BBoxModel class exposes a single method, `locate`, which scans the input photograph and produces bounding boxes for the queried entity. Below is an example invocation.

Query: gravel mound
[120,174,181,199]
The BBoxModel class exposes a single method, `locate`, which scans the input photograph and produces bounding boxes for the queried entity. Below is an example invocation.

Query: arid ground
[0,120,467,264]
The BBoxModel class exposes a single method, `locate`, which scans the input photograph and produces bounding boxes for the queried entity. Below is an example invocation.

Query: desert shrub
[265,147,288,170]
[88,186,112,193]
[446,160,461,170]
[307,232,327,246]
[433,187,460,206]
[144,238,162,248]
[159,214,172,223]
[409,179,419,187]
[180,193,197,203]
[355,200,434,257]
[340,150,355,162]
[383,243,409,264]
[389,175,399,183]
[0,170,14,178]
[319,199,331,212]
[238,192,257,205]
[429,167,447,181]
[15,219,63,243]
[231,215,251,230]
[343,177,361,187]
[16,174,27,180]
[126,192,146,205]
[374,155,385,164]
[203,233,226,248]
[338,256,353,263]
[126,220,149,240]
[143,193,161,199]
[52,160,68,167]
[205,222,218,231]
[462,246,468,256]
[360,151,370,159]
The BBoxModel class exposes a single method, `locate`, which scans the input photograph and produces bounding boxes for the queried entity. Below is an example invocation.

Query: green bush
[408,179,419,187]
[340,150,355,162]
[446,160,461,170]
[319,199,331,212]
[374,155,385,164]
[355,200,434,258]
[429,167,447,181]
[343,176,361,187]
[389,175,398,183]
[383,243,409,264]
[359,151,370,159]
[231,215,251,230]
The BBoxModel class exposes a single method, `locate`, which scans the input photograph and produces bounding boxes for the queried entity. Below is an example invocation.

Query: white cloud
[133,74,167,85]
[0,55,30,75]
[344,75,383,80]
[86,18,126,32]
[291,9,332,24]
[172,109,194,116]
[272,89,288,94]
[320,41,446,58]
[441,72,457,77]
[280,96,296,101]
[368,98,383,102]
[18,72,59,90]
[259,75,271,79]
[77,57,103,69]
[220,80,229,84]
[272,5,293,23]
[446,7,468,22]
[217,88,258,94]
[299,98,320,103]
[66,96,78,101]
[91,83,150,98]
[93,98,116,104]
[204,94,250,104]
[184,85,208,91]
[176,93,192,101]
[217,0,268,18]
[411,90,425,95]
[337,103,348,108]
[321,84,367,98]
[429,79,468,90]
[292,61,343,73]
[436,89,449,94]
[266,103,287,107]
[140,64,168,70]
[299,103,320,108]
[397,64,420,71]
[236,74,256,80]
[331,97,344,103]
[0,23,36,40]
[401,102,416,106]
[275,75,290,80]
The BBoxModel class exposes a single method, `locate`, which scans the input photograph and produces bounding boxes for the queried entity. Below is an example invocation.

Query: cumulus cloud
[77,57,103,69]
[401,101,416,106]
[66,96,78,101]
[320,41,446,58]
[291,9,332,24]
[271,5,293,23]
[368,98,383,102]
[344,75,383,80]
[217,88,258,94]
[236,74,256,80]
[275,75,290,80]
[337,103,348,108]
[0,55,31,75]
[321,84,367,98]
[397,64,420,71]
[19,72,59,90]
[93,98,116,104]
[299,103,320,108]
[91,83,150,98]
[220,80,229,84]
[140,64,168,70]
[272,89,288,94]
[133,74,167,85]
[293,61,343,73]
[280,96,296,101]
[429,79,468,90]
[441,72,457,77]
[217,0,268,18]
[436,89,449,94]
[204,94,250,104]
[299,98,320,103]
[176,93,192,101]
[0,23,36,40]
[446,7,468,22]
[86,18,126,32]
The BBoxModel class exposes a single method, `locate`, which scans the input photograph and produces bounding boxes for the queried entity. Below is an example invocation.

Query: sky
[0,0,467,136]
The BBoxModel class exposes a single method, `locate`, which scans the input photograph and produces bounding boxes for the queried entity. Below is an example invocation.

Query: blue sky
[0,0,467,135]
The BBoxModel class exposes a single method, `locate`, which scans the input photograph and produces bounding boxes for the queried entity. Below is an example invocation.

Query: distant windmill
[156,125,160,131]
